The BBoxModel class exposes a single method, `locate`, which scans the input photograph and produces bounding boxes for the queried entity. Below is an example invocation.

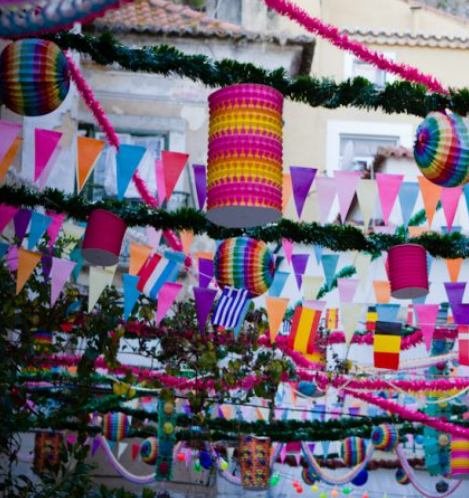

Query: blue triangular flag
[463,183,469,213]
[321,440,330,458]
[0,242,9,258]
[442,226,462,234]
[28,212,52,250]
[233,299,251,338]
[269,270,289,297]
[321,254,339,287]
[313,244,323,265]
[376,303,400,322]
[70,247,84,282]
[116,144,146,200]
[123,274,140,320]
[398,182,419,227]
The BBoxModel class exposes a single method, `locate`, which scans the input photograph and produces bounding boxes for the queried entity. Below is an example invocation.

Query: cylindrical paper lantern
[239,435,271,490]
[214,236,274,297]
[341,437,366,466]
[388,244,429,299]
[451,436,469,479]
[414,112,469,187]
[207,83,283,228]
[371,424,399,451]
[140,437,158,465]
[0,39,70,116]
[82,209,127,266]
[395,468,410,485]
[102,412,129,441]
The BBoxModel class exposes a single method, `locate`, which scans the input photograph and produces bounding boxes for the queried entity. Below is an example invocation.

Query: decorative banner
[46,211,65,246]
[155,159,166,205]
[0,120,21,164]
[156,398,176,480]
[446,258,463,283]
[76,136,105,192]
[161,151,189,201]
[0,137,21,182]
[444,282,469,325]
[14,208,32,242]
[198,257,214,288]
[376,173,403,225]
[398,182,419,227]
[321,254,339,287]
[282,238,294,265]
[34,128,62,182]
[315,176,336,224]
[440,186,462,231]
[239,435,271,490]
[313,244,323,264]
[288,305,322,359]
[337,278,358,303]
[212,286,250,330]
[282,173,293,213]
[459,325,469,366]
[326,307,339,330]
[341,303,363,345]
[373,280,391,304]
[116,144,146,200]
[0,204,18,233]
[374,321,402,370]
[303,275,323,300]
[129,243,152,276]
[354,252,372,288]
[88,264,117,311]
[6,245,18,272]
[192,164,207,210]
[123,273,140,320]
[269,270,289,297]
[365,305,378,332]
[414,304,439,351]
[376,304,400,323]
[27,212,52,250]
[356,178,377,230]
[179,229,194,255]
[266,296,289,342]
[194,286,217,333]
[155,282,183,325]
[50,257,76,306]
[334,170,361,223]
[418,176,442,227]
[16,248,41,294]
[290,166,317,219]
[291,253,309,289]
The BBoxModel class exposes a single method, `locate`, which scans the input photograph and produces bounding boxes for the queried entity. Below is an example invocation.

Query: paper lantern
[395,468,410,485]
[301,467,318,485]
[414,112,469,187]
[450,436,469,479]
[341,437,366,466]
[33,432,63,474]
[351,469,368,486]
[207,83,283,228]
[436,480,449,493]
[239,435,271,490]
[102,412,129,441]
[371,424,399,451]
[214,237,274,297]
[0,39,70,116]
[140,437,158,465]
[82,209,127,266]
[199,450,212,469]
[298,381,317,397]
[388,244,429,299]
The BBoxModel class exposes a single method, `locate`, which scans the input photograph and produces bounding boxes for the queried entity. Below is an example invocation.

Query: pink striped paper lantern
[82,209,126,266]
[207,84,283,228]
[388,244,429,299]
[451,436,469,479]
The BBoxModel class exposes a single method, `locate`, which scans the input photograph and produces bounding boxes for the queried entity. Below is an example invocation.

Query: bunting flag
[76,136,105,192]
[0,204,18,233]
[0,137,21,182]
[440,186,462,231]
[88,265,117,311]
[290,166,317,218]
[50,257,76,306]
[373,280,391,304]
[61,222,85,257]
[376,173,403,225]
[341,303,363,345]
[155,282,183,325]
[313,244,323,264]
[14,208,32,242]
[46,211,65,246]
[123,273,140,320]
[417,176,442,227]
[321,254,339,287]
[444,282,469,325]
[365,306,378,332]
[291,253,309,289]
[146,226,162,248]
[155,159,166,205]
[212,286,250,330]
[194,287,217,333]
[6,245,18,272]
[325,308,339,331]
[459,325,469,367]
[282,238,294,265]
[179,229,194,255]
[408,226,427,237]
[288,305,322,360]
[192,164,207,210]
[0,121,21,163]
[27,212,52,250]
[129,243,152,276]
[269,270,289,297]
[398,182,419,227]
[315,176,336,224]
[34,128,62,183]
[373,321,402,370]
[446,258,463,283]
[376,304,400,323]
[334,170,361,223]
[16,248,41,294]
[161,151,189,201]
[356,178,377,230]
[282,173,293,213]
[337,278,358,303]
[354,252,372,287]
[414,304,439,351]
[265,296,289,342]
[303,275,323,300]
[198,257,214,288]
[116,144,146,200]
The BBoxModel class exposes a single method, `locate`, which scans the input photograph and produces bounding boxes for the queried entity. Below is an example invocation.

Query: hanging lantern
[33,431,63,474]
[450,436,469,479]
[239,435,271,490]
[207,83,283,228]
[301,467,318,485]
[395,468,410,485]
[82,209,127,266]
[140,437,158,465]
[340,437,366,466]
[371,424,399,451]
[351,469,368,486]
[414,112,469,187]
[388,244,429,299]
[0,39,70,116]
[214,236,274,297]
[102,412,129,441]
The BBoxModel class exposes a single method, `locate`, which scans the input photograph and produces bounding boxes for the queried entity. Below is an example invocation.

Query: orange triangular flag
[418,176,442,227]
[161,151,189,201]
[0,137,21,183]
[446,258,463,283]
[195,251,213,261]
[266,296,289,342]
[129,243,152,276]
[76,136,105,193]
[373,280,391,304]
[282,173,292,214]
[408,225,428,238]
[16,248,41,294]
[180,229,194,255]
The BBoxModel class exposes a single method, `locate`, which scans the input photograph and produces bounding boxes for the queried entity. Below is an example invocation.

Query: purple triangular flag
[42,247,54,280]
[291,253,309,290]
[198,258,214,288]
[14,208,32,243]
[192,164,207,210]
[194,287,217,333]
[290,166,317,218]
[91,437,101,456]
[50,257,76,306]
[445,282,466,306]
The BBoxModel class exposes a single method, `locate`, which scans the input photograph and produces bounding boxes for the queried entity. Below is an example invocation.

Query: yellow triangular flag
[16,248,41,294]
[0,137,21,183]
[446,258,463,283]
[302,275,323,300]
[341,303,363,346]
[129,243,152,276]
[62,222,85,257]
[265,296,289,342]
[76,136,105,193]
[180,229,194,255]
[88,265,117,311]
[356,179,377,231]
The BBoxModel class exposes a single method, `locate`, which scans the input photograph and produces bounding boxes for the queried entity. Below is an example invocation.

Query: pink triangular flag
[46,211,65,246]
[0,121,21,163]
[155,159,166,205]
[414,304,439,351]
[6,245,18,272]
[315,176,336,224]
[337,278,359,303]
[441,186,463,231]
[282,238,294,265]
[376,173,403,225]
[155,282,183,325]
[50,257,76,306]
[0,204,18,233]
[334,171,361,223]
[279,444,287,464]
[161,151,189,201]
[35,129,62,182]
[290,166,317,218]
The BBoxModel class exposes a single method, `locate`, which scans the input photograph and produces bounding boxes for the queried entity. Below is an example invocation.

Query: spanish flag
[288,306,322,360]
[373,321,402,370]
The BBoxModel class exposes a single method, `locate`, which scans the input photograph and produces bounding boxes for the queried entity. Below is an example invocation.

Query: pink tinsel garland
[263,0,447,94]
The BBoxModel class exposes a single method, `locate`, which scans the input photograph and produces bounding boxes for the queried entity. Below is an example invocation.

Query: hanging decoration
[395,467,410,485]
[341,437,367,467]
[102,412,129,442]
[373,321,402,370]
[371,424,399,452]
[140,437,158,465]
[388,244,429,299]
[450,436,469,479]
[33,432,63,474]
[155,398,176,480]
[239,435,272,490]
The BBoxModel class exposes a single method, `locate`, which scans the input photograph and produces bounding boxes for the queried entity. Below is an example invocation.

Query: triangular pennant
[446,258,463,283]
[0,121,21,163]
[398,182,419,227]
[376,173,403,225]
[46,211,65,246]
[414,304,439,351]
[313,244,323,264]
[282,173,293,213]
[265,296,289,342]
[440,186,462,231]
[28,212,52,250]
[356,178,377,230]
[194,287,217,333]
[146,226,162,247]
[417,176,442,227]
[155,159,166,205]
[337,278,358,303]
[290,166,317,218]
[321,254,339,287]
[279,444,287,464]
[354,252,372,288]
[192,164,207,210]
[123,274,140,320]
[291,253,309,290]
[0,204,18,233]
[155,282,183,325]
[91,437,101,456]
[321,441,330,458]
[6,245,18,272]
[179,229,194,255]
[129,243,152,276]
[315,176,336,224]
[88,265,117,311]
[116,144,147,200]
[373,280,391,304]
[0,137,21,183]
[162,151,189,201]
[35,128,62,182]
[76,136,105,193]
[282,238,294,265]
[302,276,323,300]
[117,442,128,460]
[14,208,32,242]
[334,170,361,223]
[269,270,290,297]
[50,257,76,306]
[131,443,140,461]
[376,304,400,322]
[198,257,214,288]
[16,248,41,294]
[341,303,363,345]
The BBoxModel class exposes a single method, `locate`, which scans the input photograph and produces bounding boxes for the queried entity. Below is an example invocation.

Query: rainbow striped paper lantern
[341,437,366,466]
[102,412,129,442]
[388,244,429,299]
[140,437,158,465]
[0,39,70,116]
[395,468,410,485]
[214,236,274,297]
[371,424,399,451]
[207,84,283,228]
[451,436,469,479]
[414,112,469,187]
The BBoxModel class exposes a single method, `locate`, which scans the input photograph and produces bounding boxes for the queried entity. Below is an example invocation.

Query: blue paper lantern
[199,450,212,470]
[351,469,368,486]
[298,381,317,397]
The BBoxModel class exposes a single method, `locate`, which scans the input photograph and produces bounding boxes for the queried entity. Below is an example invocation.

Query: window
[344,53,396,87]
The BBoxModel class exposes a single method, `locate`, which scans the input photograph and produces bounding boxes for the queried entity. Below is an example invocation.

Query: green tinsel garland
[47,32,469,117]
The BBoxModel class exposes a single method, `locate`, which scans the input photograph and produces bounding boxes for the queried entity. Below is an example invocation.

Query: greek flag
[212,287,249,330]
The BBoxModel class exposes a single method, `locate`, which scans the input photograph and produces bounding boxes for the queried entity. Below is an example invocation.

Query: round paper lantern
[163,422,174,435]
[0,39,70,116]
[269,472,280,486]
[351,469,368,486]
[82,209,127,266]
[199,450,212,470]
[163,401,175,415]
[102,412,129,441]
[450,436,469,479]
[341,437,366,466]
[140,437,158,465]
[214,236,274,297]
[395,468,410,485]
[388,244,429,299]
[207,83,283,228]
[436,480,449,493]
[301,467,318,485]
[414,112,469,187]
[298,381,317,397]
[371,424,399,451]
[193,461,202,472]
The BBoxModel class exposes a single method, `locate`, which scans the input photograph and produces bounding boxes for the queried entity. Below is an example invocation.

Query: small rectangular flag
[325,308,338,330]
[374,321,402,370]
[459,325,469,366]
[288,306,321,358]
[212,286,249,330]
[366,305,378,332]
[137,251,184,299]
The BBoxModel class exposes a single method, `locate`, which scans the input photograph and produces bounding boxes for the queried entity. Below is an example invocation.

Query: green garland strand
[2,184,468,258]
[47,31,469,117]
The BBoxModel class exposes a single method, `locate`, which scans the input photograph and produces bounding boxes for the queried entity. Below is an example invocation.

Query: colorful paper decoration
[239,435,271,490]
[192,163,207,209]
[418,175,442,227]
[291,253,309,290]
[441,186,463,231]
[398,182,419,227]
[123,274,140,320]
[76,136,105,193]
[387,244,428,299]
[450,437,469,479]
[446,258,463,283]
[365,306,378,332]
[34,128,62,183]
[0,120,21,166]
[156,398,176,480]
[88,264,117,311]
[325,308,339,331]
[194,286,217,333]
[28,212,52,250]
[321,254,339,287]
[282,173,293,213]
[337,278,358,303]
[459,325,469,367]
[376,173,403,225]
[0,204,18,233]
[115,144,146,200]
[82,209,126,266]
[334,170,361,223]
[288,305,322,362]
[16,248,41,295]
[140,437,158,465]
[102,413,129,442]
[373,280,391,304]
[161,151,189,201]
[155,282,182,325]
[266,296,289,342]
[395,468,410,485]
[198,256,214,288]
[129,243,152,276]
[33,330,53,351]
[268,270,289,297]
[212,286,250,330]
[371,424,399,451]
[50,257,76,306]
[206,84,283,228]
[414,112,469,187]
[315,176,336,224]
[414,303,439,351]
[356,178,377,230]
[33,432,63,474]
[290,166,317,218]
[373,321,402,370]
[341,437,366,466]
[214,237,274,297]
